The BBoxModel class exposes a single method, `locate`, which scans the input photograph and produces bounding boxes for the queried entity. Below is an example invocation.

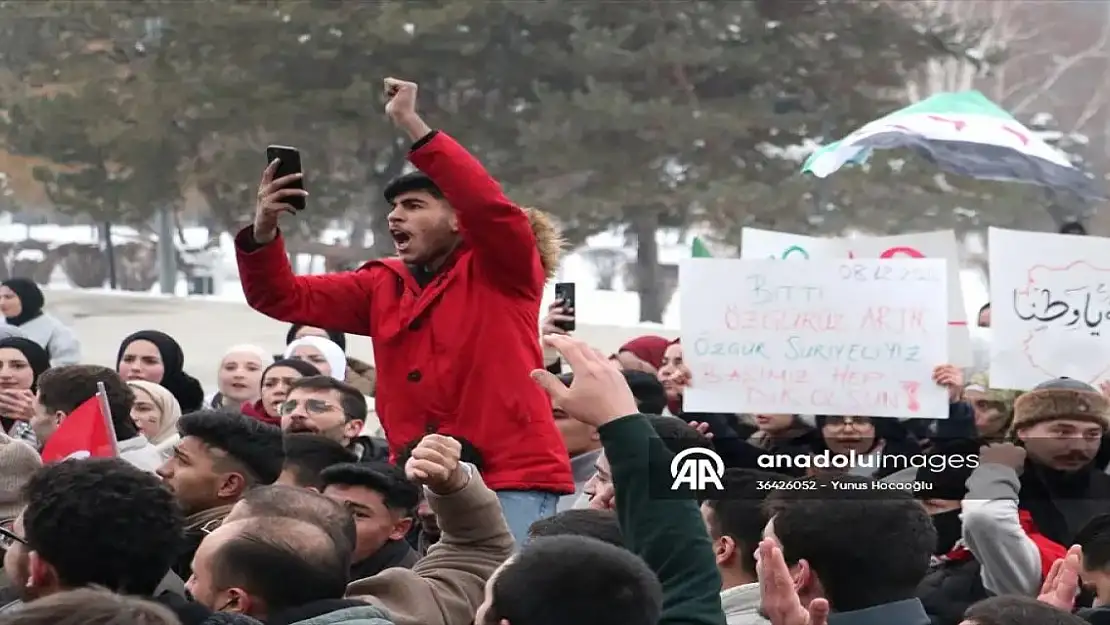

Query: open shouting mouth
[390,229,412,252]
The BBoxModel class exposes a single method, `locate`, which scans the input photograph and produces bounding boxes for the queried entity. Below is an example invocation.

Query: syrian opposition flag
[802,90,1103,199]
[41,388,119,463]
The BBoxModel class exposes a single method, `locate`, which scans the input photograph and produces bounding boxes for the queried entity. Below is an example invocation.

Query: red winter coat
[235,131,573,494]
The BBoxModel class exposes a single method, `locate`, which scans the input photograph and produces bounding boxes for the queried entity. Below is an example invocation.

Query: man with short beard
[962,378,1110,599]
[279,376,387,463]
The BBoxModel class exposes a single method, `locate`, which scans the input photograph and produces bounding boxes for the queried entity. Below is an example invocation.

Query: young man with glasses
[279,376,388,463]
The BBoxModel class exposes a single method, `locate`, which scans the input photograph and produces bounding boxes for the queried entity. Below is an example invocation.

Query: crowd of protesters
[0,77,1101,625]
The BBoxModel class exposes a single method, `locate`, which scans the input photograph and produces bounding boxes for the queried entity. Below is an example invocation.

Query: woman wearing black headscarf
[0,278,80,366]
[116,330,205,413]
[0,336,51,445]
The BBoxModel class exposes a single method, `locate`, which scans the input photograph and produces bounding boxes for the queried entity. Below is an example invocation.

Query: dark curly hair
[177,411,284,485]
[21,458,184,595]
[36,365,138,441]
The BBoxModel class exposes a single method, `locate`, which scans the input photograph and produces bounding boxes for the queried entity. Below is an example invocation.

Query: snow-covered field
[0,222,990,330]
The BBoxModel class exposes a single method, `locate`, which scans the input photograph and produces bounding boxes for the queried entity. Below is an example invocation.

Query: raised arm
[347,435,513,625]
[602,414,727,625]
[235,228,374,335]
[386,78,544,298]
[235,158,374,335]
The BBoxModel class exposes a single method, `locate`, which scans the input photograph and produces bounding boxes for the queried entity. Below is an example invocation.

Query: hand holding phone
[551,283,576,332]
[253,146,307,244]
[265,146,306,212]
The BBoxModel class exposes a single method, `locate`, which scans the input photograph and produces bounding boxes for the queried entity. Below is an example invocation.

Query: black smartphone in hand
[265,145,306,211]
[554,282,576,332]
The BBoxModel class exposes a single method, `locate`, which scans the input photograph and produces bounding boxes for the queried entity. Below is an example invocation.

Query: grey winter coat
[11,313,80,365]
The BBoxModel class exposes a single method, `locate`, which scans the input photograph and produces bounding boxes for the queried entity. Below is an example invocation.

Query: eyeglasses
[278,398,340,417]
[0,525,27,550]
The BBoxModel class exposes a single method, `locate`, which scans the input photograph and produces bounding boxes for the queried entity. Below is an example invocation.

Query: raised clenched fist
[404,433,468,495]
[384,77,418,122]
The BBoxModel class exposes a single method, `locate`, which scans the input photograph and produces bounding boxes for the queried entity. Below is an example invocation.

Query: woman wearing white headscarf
[283,336,347,380]
[209,344,269,410]
[127,380,183,459]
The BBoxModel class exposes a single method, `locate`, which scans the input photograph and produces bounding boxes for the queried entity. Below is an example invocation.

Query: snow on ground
[3,223,988,330]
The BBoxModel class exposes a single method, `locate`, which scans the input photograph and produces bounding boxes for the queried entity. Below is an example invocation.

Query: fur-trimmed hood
[523,207,563,280]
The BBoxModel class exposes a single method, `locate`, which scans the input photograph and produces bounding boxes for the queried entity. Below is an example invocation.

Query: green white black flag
[801,91,1102,199]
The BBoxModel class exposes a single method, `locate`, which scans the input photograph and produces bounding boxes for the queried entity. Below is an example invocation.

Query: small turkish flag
[41,395,117,463]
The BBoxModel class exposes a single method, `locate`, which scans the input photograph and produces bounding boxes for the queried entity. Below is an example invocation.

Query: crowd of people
[0,77,1101,625]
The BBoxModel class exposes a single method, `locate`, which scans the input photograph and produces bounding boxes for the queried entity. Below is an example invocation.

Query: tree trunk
[173,207,188,245]
[632,210,663,323]
[349,210,370,249]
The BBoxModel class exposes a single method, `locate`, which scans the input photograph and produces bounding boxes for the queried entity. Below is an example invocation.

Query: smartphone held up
[553,282,576,332]
[265,145,306,211]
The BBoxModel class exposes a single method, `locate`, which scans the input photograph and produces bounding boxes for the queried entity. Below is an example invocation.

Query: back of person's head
[771,477,935,611]
[702,469,782,577]
[1076,513,1110,571]
[287,375,367,423]
[647,415,713,456]
[229,484,356,557]
[527,509,624,548]
[621,370,668,415]
[396,434,485,471]
[207,517,348,613]
[962,595,1089,625]
[320,462,420,516]
[22,458,183,595]
[177,411,284,485]
[36,365,138,441]
[280,434,356,490]
[480,535,661,625]
[0,588,182,625]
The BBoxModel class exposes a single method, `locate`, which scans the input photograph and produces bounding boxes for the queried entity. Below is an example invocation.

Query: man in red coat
[235,77,573,543]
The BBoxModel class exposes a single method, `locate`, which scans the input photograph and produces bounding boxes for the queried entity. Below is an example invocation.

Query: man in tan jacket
[348,433,514,625]
[187,434,512,625]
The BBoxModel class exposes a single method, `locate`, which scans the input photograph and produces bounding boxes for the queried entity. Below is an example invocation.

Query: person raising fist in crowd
[235,76,573,543]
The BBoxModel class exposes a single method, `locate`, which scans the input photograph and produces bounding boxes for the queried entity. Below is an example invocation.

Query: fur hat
[1012,378,1110,431]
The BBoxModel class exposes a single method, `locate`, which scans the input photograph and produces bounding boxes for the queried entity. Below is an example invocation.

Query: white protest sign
[740,227,972,366]
[989,227,1110,389]
[680,258,949,418]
